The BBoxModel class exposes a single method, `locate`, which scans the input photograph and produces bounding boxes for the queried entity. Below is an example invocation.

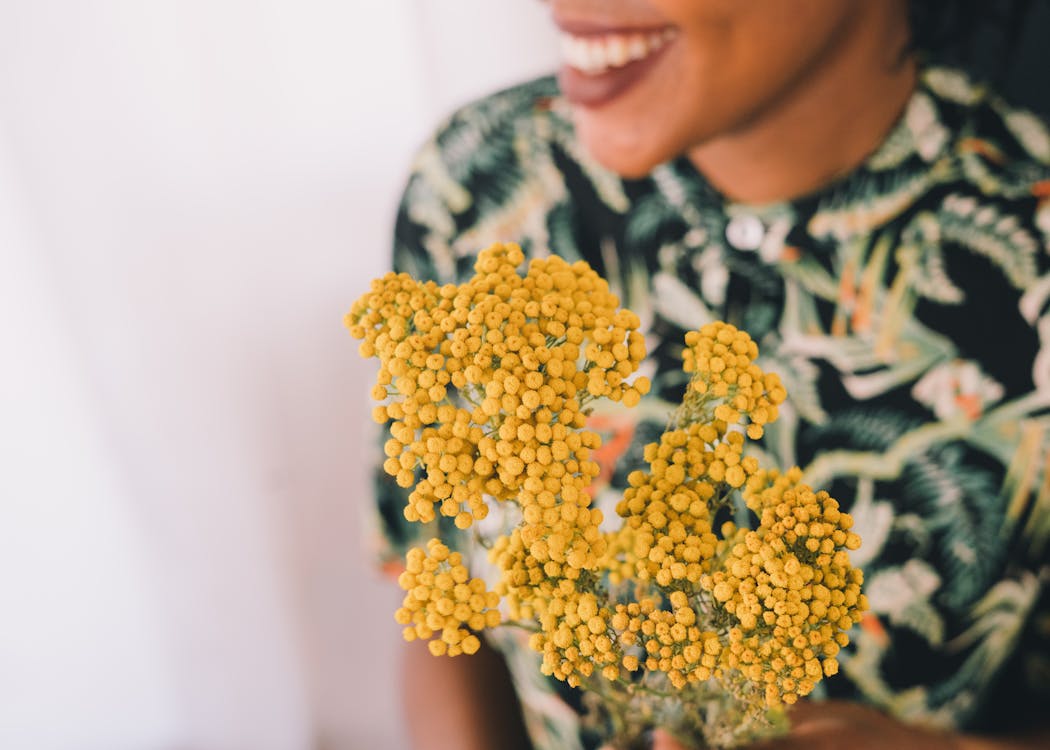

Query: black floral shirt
[372,66,1050,749]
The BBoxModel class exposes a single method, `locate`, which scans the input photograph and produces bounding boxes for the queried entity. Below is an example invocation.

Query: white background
[0,2,558,749]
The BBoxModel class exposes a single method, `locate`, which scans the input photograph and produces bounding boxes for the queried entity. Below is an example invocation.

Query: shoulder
[394,76,630,281]
[390,77,556,279]
[430,76,565,152]
[914,68,1050,382]
[920,66,1050,197]
[403,76,569,213]
[909,67,1050,286]
[924,66,1049,164]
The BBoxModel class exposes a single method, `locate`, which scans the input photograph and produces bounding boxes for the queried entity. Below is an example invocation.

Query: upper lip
[552,14,674,37]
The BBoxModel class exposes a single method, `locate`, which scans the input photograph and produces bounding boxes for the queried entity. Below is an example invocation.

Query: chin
[591,151,663,179]
[575,118,672,179]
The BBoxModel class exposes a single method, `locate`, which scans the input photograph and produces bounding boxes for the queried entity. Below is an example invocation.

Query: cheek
[563,1,849,176]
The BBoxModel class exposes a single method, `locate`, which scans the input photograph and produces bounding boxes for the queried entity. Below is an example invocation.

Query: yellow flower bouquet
[346,242,866,749]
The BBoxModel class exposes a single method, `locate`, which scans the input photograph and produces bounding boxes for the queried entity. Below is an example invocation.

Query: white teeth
[627,36,648,61]
[607,36,628,66]
[560,28,676,75]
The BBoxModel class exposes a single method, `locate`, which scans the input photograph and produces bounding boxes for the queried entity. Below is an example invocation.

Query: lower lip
[557,42,673,108]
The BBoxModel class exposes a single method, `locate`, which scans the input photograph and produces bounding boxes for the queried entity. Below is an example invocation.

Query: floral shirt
[371,66,1050,749]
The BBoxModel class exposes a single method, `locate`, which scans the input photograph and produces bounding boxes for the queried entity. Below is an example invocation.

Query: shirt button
[725,214,765,251]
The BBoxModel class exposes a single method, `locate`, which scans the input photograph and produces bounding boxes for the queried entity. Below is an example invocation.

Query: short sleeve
[368,143,463,572]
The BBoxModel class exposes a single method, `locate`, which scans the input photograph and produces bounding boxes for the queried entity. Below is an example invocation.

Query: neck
[688,9,917,205]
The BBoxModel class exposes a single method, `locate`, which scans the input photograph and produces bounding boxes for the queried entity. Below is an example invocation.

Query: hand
[625,701,961,750]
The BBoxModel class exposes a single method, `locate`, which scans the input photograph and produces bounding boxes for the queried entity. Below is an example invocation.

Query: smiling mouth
[555,24,678,108]
[559,27,678,76]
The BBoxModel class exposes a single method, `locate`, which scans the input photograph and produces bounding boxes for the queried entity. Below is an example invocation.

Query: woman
[374,2,1050,748]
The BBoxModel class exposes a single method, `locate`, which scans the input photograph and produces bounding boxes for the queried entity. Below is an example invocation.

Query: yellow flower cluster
[523,589,621,687]
[699,468,866,705]
[347,242,649,539]
[382,406,490,528]
[601,324,864,706]
[347,242,650,656]
[610,593,724,690]
[524,588,722,690]
[613,424,763,588]
[681,322,786,440]
[395,539,501,656]
[349,247,867,740]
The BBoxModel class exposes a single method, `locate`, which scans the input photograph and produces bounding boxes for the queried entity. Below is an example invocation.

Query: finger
[744,704,831,749]
[783,699,823,725]
[650,728,691,750]
[747,728,823,750]
[785,703,834,735]
[746,739,810,750]
[784,700,862,736]
[596,733,654,750]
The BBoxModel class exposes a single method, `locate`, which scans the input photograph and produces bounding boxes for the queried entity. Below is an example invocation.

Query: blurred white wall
[0,2,558,749]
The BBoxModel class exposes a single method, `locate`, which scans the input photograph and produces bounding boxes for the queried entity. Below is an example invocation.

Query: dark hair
[909,0,1048,113]
[909,0,1033,71]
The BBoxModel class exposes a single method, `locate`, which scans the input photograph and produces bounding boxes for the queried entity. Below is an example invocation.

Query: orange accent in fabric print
[382,558,407,580]
[534,96,556,112]
[958,137,1005,164]
[833,261,858,337]
[859,612,890,648]
[1032,180,1050,199]
[852,282,874,334]
[584,412,637,498]
[954,393,983,420]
